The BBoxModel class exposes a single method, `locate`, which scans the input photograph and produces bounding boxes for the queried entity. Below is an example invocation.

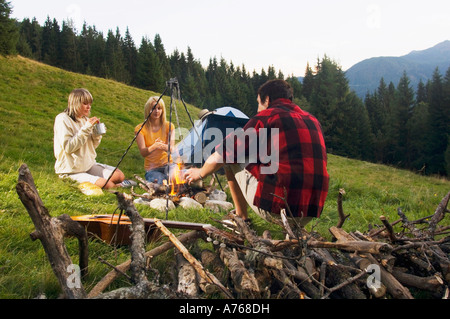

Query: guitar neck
[142,217,211,231]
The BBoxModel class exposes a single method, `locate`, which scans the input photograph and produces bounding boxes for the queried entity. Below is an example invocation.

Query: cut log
[219,246,261,298]
[392,268,444,292]
[16,164,87,299]
[115,192,147,284]
[200,249,228,294]
[307,239,393,254]
[175,248,199,297]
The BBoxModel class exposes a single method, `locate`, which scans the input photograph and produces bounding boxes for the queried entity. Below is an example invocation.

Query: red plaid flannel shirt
[216,98,329,218]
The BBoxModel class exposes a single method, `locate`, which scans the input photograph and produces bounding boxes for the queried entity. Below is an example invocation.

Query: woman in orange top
[135,96,175,184]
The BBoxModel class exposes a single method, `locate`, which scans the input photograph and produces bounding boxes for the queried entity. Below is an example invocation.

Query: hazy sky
[9,0,450,76]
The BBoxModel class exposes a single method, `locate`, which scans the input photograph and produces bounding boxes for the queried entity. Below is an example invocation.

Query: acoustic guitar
[71,214,243,246]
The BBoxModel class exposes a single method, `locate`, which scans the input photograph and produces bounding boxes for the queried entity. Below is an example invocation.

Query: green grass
[0,55,449,299]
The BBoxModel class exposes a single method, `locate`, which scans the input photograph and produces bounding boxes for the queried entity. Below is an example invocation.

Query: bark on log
[311,249,367,299]
[175,248,199,297]
[200,249,227,295]
[201,249,227,282]
[88,230,202,298]
[115,192,147,284]
[392,268,444,292]
[270,266,307,299]
[16,164,87,299]
[380,215,398,242]
[347,253,387,298]
[428,191,450,237]
[336,188,350,228]
[219,246,261,298]
[307,239,392,254]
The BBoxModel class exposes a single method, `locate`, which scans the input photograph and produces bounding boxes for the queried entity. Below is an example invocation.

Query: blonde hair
[144,96,168,139]
[66,88,93,121]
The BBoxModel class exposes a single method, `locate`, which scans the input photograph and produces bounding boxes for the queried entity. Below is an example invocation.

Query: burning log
[134,174,168,197]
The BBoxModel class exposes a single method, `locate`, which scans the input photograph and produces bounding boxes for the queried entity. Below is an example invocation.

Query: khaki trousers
[227,164,312,228]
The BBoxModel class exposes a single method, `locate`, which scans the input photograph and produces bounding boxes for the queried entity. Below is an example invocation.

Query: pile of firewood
[15,164,450,299]
[163,190,450,300]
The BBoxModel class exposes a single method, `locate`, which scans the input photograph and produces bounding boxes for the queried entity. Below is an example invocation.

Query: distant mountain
[345,40,450,98]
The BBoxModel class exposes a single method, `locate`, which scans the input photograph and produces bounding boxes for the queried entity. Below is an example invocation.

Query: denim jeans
[145,166,168,184]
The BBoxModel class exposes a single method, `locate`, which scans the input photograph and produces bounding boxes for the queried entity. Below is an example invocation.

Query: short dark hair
[257,79,293,103]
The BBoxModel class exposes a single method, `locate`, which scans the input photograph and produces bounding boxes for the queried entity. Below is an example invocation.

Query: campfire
[169,162,187,197]
[131,162,228,209]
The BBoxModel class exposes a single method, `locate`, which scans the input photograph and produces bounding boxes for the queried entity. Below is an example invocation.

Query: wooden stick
[429,191,450,237]
[337,188,350,228]
[154,218,234,299]
[321,269,367,299]
[380,215,398,242]
[98,257,132,281]
[307,238,392,254]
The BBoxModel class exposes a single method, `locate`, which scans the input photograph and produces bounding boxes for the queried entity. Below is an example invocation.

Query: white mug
[94,122,106,135]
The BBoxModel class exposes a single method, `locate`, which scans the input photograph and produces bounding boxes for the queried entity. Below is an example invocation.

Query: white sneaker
[120,179,137,188]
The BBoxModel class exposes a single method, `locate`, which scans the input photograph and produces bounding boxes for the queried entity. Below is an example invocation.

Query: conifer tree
[416,79,428,104]
[0,0,18,55]
[136,36,163,91]
[424,67,450,175]
[16,17,41,59]
[153,34,171,87]
[104,28,129,83]
[302,63,314,102]
[41,17,60,66]
[427,68,448,175]
[408,101,430,172]
[392,72,415,167]
[309,56,344,151]
[122,27,138,85]
[59,20,79,72]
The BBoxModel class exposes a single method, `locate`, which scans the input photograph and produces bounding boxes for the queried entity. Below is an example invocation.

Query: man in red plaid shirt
[185,79,329,228]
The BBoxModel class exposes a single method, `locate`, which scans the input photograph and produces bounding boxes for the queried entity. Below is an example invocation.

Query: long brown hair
[144,96,168,140]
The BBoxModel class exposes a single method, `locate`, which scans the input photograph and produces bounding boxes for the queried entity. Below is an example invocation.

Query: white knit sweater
[53,112,102,174]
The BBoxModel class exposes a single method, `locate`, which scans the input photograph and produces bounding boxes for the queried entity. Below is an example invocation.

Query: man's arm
[184,151,224,184]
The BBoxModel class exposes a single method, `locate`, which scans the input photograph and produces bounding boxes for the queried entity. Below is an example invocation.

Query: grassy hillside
[0,55,449,299]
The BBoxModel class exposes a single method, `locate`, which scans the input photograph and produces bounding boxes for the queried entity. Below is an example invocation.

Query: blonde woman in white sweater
[53,88,129,189]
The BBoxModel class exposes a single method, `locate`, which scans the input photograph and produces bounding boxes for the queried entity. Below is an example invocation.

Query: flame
[169,162,186,196]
